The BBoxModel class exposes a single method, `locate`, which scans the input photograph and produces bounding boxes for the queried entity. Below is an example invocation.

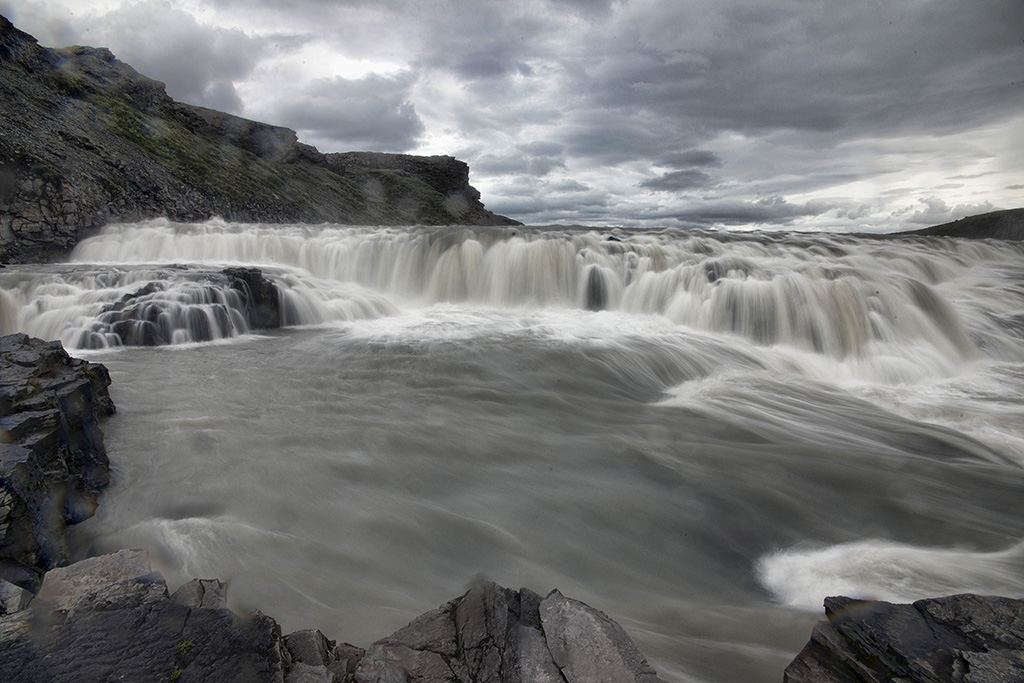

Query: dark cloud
[271,73,424,151]
[639,169,715,192]
[656,196,836,227]
[658,150,722,169]
[452,45,534,81]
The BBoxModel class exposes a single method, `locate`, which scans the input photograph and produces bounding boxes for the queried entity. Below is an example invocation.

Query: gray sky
[6,0,1024,231]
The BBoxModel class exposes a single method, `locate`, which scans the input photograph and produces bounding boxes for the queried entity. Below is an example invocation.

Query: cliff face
[0,15,518,263]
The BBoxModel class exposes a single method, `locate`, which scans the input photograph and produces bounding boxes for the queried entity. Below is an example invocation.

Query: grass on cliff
[83,92,461,225]
[84,93,364,215]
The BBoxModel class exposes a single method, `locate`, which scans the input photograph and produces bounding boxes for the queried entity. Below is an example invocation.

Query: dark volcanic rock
[0,549,293,683]
[784,594,1024,683]
[0,333,114,590]
[0,15,518,263]
[222,267,282,330]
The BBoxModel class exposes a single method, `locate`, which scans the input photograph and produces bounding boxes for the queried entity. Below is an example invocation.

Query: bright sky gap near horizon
[6,0,1024,232]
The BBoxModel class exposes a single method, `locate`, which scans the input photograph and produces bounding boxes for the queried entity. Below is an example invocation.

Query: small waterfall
[0,266,279,349]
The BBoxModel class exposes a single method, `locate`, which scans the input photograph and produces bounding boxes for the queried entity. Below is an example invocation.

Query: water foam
[757,539,1024,610]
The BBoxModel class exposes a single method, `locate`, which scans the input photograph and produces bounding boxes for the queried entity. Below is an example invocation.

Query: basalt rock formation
[0,333,114,592]
[0,15,518,264]
[90,266,282,347]
[784,594,1024,682]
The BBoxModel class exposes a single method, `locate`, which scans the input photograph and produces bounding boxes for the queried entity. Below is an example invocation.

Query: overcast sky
[6,0,1024,231]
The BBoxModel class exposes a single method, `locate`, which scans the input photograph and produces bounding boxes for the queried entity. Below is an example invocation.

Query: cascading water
[3,218,1024,683]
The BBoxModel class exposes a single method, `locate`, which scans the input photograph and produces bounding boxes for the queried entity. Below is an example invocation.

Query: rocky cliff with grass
[0,15,518,264]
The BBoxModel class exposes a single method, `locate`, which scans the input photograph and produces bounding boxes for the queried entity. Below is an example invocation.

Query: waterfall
[2,218,1022,365]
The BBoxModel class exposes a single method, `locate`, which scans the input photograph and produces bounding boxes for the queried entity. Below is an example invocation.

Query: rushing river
[3,219,1024,682]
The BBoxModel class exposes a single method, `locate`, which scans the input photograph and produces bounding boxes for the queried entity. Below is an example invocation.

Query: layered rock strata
[0,15,518,264]
[0,549,667,683]
[784,594,1024,682]
[0,333,114,592]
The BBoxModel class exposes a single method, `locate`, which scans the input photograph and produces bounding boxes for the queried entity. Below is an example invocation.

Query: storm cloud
[7,0,1023,231]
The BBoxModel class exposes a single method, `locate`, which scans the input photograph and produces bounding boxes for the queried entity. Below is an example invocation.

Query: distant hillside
[902,207,1024,241]
[0,15,518,263]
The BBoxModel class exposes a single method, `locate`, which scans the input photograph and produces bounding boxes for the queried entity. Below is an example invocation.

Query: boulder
[356,580,666,683]
[0,549,292,683]
[784,594,1024,682]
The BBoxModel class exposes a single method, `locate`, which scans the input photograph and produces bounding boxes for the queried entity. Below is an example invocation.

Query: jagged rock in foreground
[0,333,115,592]
[784,594,1024,682]
[0,549,297,682]
[0,549,666,683]
[0,15,518,263]
[358,580,665,683]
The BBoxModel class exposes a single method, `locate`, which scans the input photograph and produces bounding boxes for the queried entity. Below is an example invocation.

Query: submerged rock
[0,333,115,590]
[784,593,1024,682]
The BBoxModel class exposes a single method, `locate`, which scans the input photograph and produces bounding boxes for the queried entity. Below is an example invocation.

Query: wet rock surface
[91,266,282,347]
[784,594,1024,683]
[0,333,114,590]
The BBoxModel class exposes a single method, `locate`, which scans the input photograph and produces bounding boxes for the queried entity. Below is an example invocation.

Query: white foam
[757,539,1024,610]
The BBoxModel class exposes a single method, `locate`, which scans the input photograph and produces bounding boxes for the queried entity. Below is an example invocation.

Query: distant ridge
[900,207,1024,241]
[0,15,518,263]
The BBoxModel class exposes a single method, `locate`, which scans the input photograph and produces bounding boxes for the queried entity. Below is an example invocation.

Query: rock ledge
[784,593,1024,682]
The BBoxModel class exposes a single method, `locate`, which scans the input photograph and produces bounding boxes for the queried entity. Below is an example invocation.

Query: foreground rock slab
[357,581,665,683]
[0,549,667,683]
[784,594,1024,682]
[0,549,295,683]
[0,333,115,591]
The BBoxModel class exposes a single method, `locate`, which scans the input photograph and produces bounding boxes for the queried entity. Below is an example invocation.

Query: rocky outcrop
[0,549,294,682]
[91,267,282,347]
[0,549,666,683]
[0,15,518,264]
[357,580,665,683]
[0,333,115,591]
[784,594,1024,682]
